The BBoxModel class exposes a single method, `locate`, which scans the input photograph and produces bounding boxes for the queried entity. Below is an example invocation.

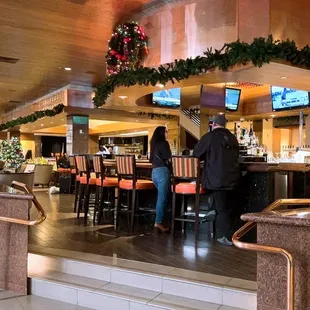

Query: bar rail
[0,181,47,226]
[233,199,310,310]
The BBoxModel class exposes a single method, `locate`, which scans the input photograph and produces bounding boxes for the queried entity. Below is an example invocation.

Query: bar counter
[103,159,310,226]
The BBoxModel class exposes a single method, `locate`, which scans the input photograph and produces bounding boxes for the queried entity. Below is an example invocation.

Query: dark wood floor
[29,191,257,281]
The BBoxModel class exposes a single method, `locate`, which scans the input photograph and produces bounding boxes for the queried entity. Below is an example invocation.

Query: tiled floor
[29,191,257,281]
[0,291,91,310]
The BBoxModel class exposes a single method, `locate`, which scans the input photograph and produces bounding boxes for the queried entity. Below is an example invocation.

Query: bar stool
[75,155,96,225]
[171,156,209,240]
[69,155,76,194]
[115,155,155,233]
[93,155,118,225]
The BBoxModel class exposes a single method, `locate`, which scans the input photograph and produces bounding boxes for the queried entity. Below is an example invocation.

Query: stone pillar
[89,135,99,154]
[241,208,310,309]
[66,115,89,155]
[34,136,42,157]
[0,187,32,295]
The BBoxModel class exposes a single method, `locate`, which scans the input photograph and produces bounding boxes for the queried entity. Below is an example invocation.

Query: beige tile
[219,306,245,310]
[0,290,23,300]
[149,293,221,310]
[111,269,162,292]
[116,258,175,276]
[162,278,222,304]
[17,295,92,310]
[96,282,160,304]
[31,270,108,291]
[166,268,232,286]
[226,278,257,292]
[222,287,257,310]
[0,298,23,310]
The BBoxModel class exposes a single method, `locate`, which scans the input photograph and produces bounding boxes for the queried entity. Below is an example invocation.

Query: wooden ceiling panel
[0,0,155,109]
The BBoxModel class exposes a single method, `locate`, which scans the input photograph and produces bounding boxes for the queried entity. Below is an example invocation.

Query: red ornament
[121,55,127,61]
[115,54,122,60]
[123,37,132,44]
[110,50,117,56]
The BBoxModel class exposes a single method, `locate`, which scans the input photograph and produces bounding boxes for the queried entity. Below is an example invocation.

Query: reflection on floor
[0,290,91,310]
[29,192,257,282]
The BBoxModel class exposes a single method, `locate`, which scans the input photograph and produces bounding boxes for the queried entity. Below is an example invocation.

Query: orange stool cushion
[58,168,71,173]
[96,177,118,187]
[80,176,96,185]
[71,169,77,174]
[173,183,206,195]
[119,179,155,190]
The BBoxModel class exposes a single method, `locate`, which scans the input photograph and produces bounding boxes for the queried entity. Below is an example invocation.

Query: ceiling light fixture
[156,84,165,88]
[65,67,72,71]
[119,96,128,99]
[120,131,149,136]
[40,124,44,126]
[280,76,287,80]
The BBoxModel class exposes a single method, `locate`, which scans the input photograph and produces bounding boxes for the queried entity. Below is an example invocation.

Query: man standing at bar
[194,114,239,246]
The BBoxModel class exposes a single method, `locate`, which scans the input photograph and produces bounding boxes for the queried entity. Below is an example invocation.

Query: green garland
[93,35,310,108]
[0,104,65,131]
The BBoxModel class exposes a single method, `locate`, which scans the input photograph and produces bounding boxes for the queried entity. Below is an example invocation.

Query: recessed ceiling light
[219,112,224,115]
[65,67,72,71]
[156,84,164,88]
[40,124,44,126]
[50,122,53,124]
[240,118,245,121]
[119,96,128,99]
[280,76,287,79]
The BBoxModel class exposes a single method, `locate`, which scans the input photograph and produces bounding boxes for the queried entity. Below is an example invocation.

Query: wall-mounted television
[225,88,241,111]
[152,88,180,108]
[271,86,310,111]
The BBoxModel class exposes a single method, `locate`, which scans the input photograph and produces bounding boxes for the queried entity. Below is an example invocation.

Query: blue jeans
[152,167,170,224]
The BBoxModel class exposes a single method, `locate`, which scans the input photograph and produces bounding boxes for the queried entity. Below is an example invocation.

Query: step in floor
[28,247,257,310]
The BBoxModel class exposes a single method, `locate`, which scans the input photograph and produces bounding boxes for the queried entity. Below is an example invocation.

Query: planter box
[0,172,34,188]
[33,165,53,186]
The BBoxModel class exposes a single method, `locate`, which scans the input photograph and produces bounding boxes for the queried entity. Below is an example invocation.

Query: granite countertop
[241,162,310,172]
[241,208,310,227]
[0,184,33,200]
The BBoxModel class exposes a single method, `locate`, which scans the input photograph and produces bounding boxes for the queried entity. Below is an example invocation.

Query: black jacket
[150,141,172,169]
[193,128,239,190]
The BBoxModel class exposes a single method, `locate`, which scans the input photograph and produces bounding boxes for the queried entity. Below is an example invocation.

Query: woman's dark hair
[150,126,166,161]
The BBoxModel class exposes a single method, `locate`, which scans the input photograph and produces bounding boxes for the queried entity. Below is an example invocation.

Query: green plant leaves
[94,35,310,107]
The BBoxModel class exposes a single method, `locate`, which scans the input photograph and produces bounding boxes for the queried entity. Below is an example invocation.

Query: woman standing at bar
[150,126,171,233]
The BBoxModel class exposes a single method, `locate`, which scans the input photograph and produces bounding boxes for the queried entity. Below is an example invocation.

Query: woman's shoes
[154,223,170,234]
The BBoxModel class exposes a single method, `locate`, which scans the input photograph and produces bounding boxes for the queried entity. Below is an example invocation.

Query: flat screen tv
[225,88,241,111]
[152,88,180,108]
[271,86,310,111]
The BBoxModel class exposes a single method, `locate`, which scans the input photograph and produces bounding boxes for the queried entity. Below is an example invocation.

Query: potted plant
[0,137,34,188]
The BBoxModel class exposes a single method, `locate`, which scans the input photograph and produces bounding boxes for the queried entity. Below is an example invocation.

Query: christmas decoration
[0,137,25,172]
[94,35,310,107]
[106,22,148,75]
[0,104,65,131]
[136,112,177,120]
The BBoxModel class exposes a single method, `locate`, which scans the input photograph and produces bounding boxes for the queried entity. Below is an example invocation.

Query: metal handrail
[0,181,47,226]
[233,199,310,310]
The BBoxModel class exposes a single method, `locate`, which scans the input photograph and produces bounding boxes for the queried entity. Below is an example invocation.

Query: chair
[75,155,96,225]
[93,155,118,225]
[171,156,209,239]
[115,155,155,233]
[69,155,77,193]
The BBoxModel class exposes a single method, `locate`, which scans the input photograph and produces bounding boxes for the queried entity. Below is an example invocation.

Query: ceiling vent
[67,0,88,4]
[0,56,19,64]
[8,100,23,105]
